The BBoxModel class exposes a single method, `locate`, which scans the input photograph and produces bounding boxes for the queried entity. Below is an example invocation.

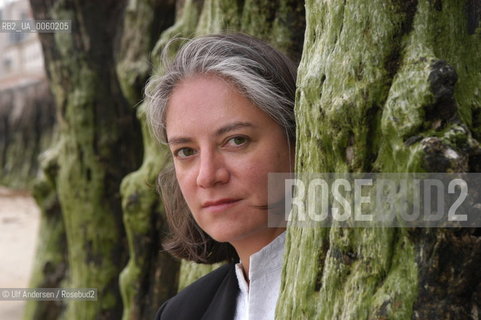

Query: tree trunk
[23,143,68,320]
[116,1,180,319]
[29,0,142,318]
[277,1,481,319]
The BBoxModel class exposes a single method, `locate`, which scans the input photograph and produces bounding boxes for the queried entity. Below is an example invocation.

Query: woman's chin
[207,224,271,246]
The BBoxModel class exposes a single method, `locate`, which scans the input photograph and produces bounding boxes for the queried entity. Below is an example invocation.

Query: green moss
[38,4,137,317]
[178,261,222,290]
[240,0,276,39]
[278,0,479,319]
[23,145,68,320]
[151,0,204,66]
[196,0,241,34]
[119,103,178,320]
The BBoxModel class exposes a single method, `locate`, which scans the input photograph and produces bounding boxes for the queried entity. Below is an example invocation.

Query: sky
[0,0,16,10]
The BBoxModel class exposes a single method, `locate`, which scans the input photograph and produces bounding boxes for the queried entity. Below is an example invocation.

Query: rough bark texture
[277,0,481,319]
[23,144,68,320]
[116,1,180,319]
[0,80,56,189]
[29,0,143,319]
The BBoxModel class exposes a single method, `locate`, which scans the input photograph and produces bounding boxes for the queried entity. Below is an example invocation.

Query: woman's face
[165,74,292,245]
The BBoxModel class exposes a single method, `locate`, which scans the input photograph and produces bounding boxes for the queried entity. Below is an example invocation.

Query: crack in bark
[411,229,481,320]
[466,0,481,35]
[314,238,330,291]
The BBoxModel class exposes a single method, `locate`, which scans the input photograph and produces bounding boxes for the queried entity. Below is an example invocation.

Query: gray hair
[145,33,297,144]
[144,33,297,263]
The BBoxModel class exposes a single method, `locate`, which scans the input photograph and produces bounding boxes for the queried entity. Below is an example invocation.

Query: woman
[146,33,297,320]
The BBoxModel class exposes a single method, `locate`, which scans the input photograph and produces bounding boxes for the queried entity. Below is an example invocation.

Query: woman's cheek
[176,171,196,202]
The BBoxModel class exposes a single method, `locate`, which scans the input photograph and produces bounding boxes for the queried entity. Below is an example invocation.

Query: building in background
[0,0,55,190]
[0,0,45,90]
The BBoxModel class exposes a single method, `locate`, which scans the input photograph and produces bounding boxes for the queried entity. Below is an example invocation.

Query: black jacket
[154,263,239,320]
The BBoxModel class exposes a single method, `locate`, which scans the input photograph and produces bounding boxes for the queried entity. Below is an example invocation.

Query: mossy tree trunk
[29,0,143,318]
[23,143,68,320]
[115,1,181,320]
[278,1,481,319]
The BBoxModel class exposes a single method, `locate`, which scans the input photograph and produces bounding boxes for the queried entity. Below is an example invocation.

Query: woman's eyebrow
[167,137,192,146]
[215,121,254,136]
[167,122,255,145]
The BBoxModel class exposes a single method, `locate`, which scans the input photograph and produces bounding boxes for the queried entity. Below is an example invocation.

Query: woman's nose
[196,150,230,188]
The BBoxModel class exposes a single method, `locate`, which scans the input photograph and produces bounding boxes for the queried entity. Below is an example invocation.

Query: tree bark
[29,0,142,318]
[116,1,180,319]
[277,1,481,319]
[23,143,68,320]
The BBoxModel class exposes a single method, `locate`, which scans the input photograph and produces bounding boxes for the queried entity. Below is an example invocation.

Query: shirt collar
[234,231,286,292]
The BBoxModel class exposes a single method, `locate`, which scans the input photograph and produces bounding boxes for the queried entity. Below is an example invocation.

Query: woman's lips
[202,199,241,212]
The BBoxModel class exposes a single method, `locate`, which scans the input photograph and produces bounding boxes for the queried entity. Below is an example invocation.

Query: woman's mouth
[202,199,241,212]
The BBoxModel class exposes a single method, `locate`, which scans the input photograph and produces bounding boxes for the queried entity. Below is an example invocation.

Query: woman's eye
[175,148,196,158]
[226,136,248,147]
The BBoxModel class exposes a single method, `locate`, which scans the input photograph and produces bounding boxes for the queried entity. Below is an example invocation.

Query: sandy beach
[0,187,40,320]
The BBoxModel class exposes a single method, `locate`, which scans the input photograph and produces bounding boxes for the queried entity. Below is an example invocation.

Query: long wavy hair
[145,33,297,263]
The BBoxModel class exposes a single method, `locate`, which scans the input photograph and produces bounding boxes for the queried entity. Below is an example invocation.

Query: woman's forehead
[164,76,278,139]
[166,76,254,119]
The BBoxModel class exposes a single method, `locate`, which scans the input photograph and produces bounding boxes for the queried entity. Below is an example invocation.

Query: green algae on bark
[277,0,481,319]
[119,103,180,320]
[29,0,143,318]
[115,1,181,318]
[23,144,68,320]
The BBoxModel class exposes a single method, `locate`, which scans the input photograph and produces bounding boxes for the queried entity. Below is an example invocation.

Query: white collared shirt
[233,232,286,320]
